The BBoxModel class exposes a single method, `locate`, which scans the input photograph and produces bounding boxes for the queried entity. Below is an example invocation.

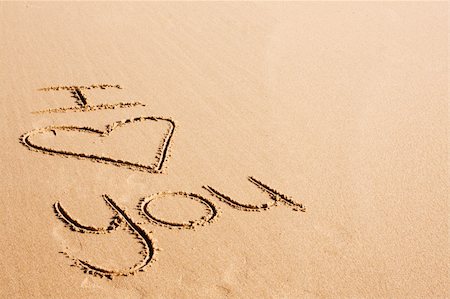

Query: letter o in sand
[139,191,219,229]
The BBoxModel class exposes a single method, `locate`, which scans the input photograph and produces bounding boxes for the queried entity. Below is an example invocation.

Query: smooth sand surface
[0,2,448,298]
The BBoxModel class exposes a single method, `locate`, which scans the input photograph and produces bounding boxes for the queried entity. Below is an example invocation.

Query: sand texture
[0,2,448,298]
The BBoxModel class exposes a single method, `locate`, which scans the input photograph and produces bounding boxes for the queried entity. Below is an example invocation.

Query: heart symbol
[20,116,175,173]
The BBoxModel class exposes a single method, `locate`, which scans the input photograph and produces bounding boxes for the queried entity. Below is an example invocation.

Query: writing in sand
[21,84,306,279]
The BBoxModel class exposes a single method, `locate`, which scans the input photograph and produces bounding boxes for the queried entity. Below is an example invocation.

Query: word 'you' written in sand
[55,177,304,279]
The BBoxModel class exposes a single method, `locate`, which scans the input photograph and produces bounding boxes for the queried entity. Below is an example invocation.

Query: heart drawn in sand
[20,116,176,173]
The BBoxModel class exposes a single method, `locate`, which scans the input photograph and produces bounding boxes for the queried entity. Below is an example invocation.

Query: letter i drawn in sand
[33,84,146,114]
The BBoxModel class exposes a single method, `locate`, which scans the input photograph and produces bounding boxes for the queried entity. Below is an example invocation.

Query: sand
[0,2,447,298]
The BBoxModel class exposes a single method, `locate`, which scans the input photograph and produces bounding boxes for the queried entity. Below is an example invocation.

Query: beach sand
[0,2,447,298]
